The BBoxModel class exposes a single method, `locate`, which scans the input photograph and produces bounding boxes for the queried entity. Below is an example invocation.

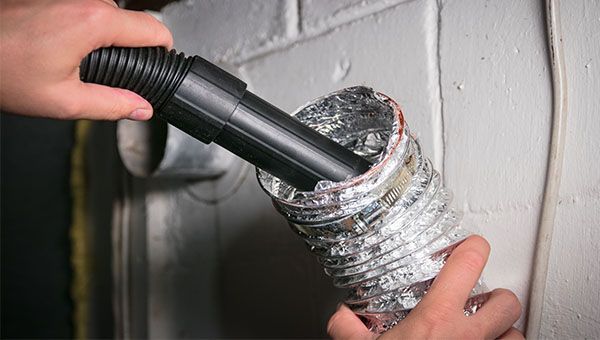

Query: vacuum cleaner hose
[80,47,371,190]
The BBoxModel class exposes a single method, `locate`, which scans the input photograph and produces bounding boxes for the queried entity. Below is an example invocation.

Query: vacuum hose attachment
[80,47,372,190]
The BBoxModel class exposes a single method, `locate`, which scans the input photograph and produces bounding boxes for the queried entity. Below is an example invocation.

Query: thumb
[327,304,375,340]
[65,82,153,120]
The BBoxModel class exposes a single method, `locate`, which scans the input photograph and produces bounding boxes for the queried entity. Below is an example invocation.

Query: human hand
[327,236,524,339]
[0,0,172,120]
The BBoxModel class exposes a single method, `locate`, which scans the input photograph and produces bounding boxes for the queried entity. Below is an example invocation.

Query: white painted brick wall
[541,1,600,338]
[300,0,413,34]
[240,0,440,162]
[162,0,288,62]
[439,0,552,328]
[142,0,600,337]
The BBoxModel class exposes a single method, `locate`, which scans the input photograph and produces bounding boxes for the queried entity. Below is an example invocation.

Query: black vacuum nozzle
[80,47,372,190]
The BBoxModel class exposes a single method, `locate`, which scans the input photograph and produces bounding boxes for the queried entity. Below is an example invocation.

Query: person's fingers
[498,327,525,340]
[471,289,521,339]
[420,235,490,311]
[57,82,152,120]
[104,8,173,49]
[327,304,375,340]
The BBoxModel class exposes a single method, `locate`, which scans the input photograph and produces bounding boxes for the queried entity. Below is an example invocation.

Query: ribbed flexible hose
[80,47,192,112]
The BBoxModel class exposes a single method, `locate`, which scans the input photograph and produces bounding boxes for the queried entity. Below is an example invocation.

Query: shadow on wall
[119,0,177,11]
[143,173,346,338]
[216,213,345,338]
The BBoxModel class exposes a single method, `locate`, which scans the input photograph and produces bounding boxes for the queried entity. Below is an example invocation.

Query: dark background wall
[1,114,118,339]
[1,113,74,338]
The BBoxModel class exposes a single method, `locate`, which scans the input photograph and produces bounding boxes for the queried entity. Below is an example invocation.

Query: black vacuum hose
[80,47,191,110]
[80,47,371,190]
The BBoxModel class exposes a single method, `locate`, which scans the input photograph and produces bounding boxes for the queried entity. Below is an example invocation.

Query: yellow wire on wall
[70,120,91,339]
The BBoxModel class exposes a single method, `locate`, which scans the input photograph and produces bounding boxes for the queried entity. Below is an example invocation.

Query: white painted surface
[136,0,600,338]
[540,1,600,338]
[162,0,287,62]
[239,0,440,164]
[439,0,552,329]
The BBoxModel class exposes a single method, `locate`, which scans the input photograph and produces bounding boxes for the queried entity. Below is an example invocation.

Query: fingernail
[129,108,152,121]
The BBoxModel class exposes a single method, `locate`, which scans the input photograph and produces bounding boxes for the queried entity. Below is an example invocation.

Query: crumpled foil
[257,86,487,333]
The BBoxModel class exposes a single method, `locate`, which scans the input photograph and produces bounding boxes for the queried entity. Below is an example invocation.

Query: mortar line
[434,0,446,183]
[296,0,303,35]
[284,0,300,40]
